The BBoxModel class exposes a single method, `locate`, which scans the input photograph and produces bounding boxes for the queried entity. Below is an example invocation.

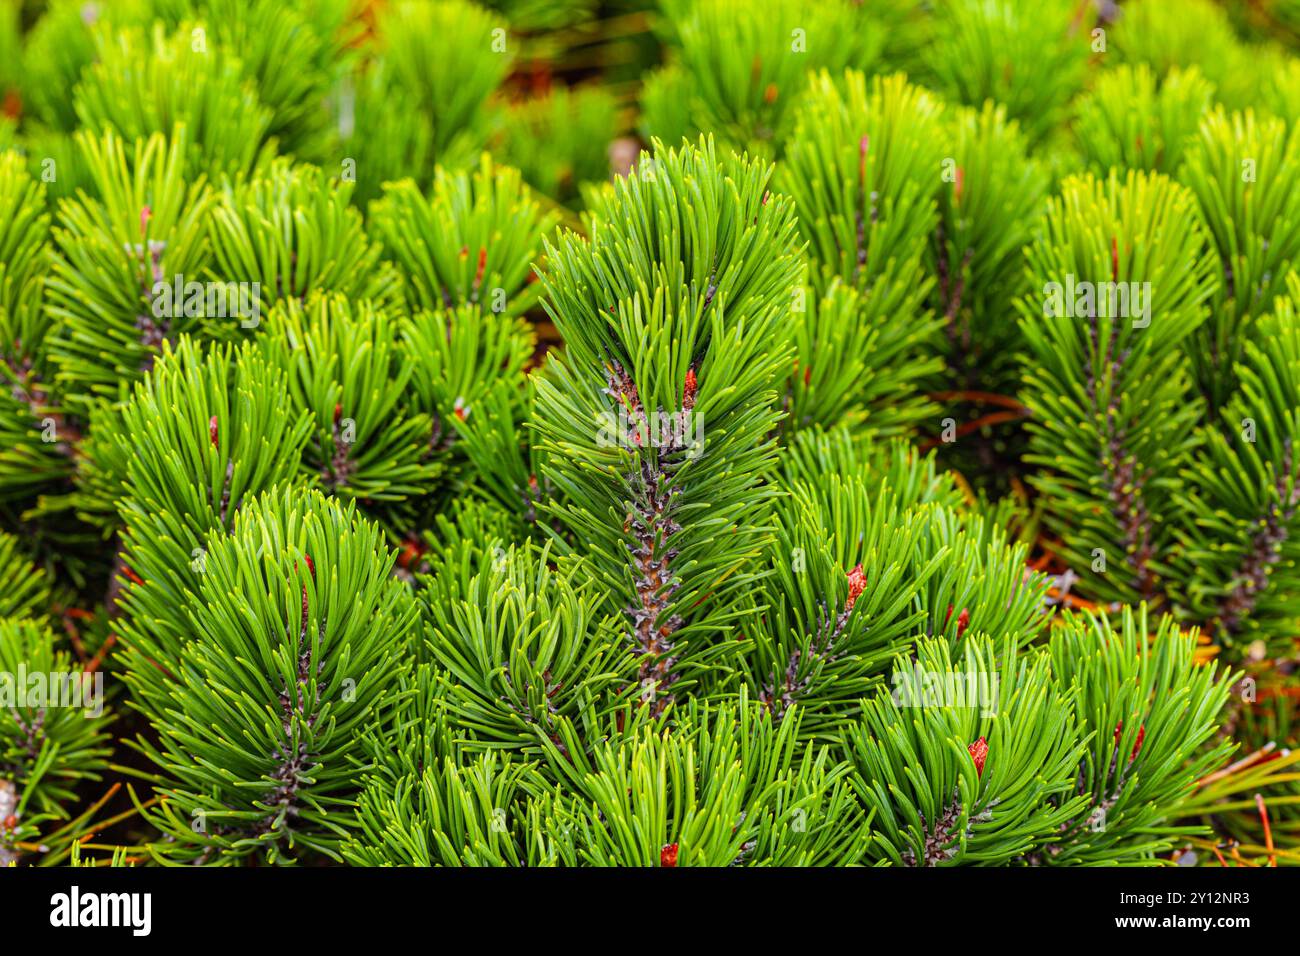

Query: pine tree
[1111,0,1250,106]
[369,155,557,318]
[0,616,112,865]
[338,0,510,207]
[1179,105,1300,405]
[640,0,885,157]
[1,0,1297,873]
[778,70,945,435]
[495,85,620,206]
[1172,279,1300,658]
[931,100,1048,395]
[917,0,1091,145]
[120,486,416,864]
[72,20,275,183]
[0,150,75,504]
[1072,64,1214,176]
[208,158,400,312]
[849,634,1086,866]
[46,128,214,413]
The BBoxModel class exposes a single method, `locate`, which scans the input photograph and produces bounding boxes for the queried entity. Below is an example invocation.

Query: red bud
[209,415,218,447]
[846,564,867,611]
[968,737,988,777]
[396,536,426,571]
[1114,721,1145,762]
[660,843,678,867]
[944,604,971,637]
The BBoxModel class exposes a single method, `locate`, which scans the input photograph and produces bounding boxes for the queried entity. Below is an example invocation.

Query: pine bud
[660,843,678,867]
[209,415,218,447]
[968,737,988,777]
[1114,721,1145,761]
[396,536,426,571]
[474,247,487,289]
[846,564,867,611]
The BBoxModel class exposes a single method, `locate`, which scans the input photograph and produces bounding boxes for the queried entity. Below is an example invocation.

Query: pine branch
[1018,170,1217,607]
[533,136,802,712]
